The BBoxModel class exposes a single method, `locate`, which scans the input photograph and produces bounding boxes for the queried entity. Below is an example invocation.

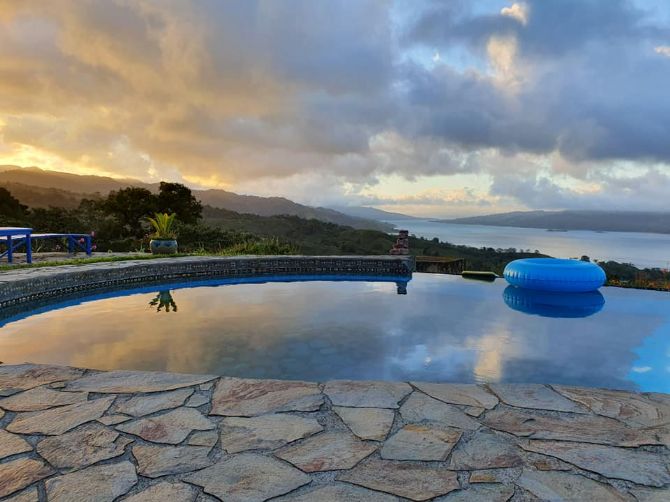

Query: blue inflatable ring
[504,258,606,293]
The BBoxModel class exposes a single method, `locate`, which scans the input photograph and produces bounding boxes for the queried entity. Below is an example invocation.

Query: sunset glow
[1,0,669,216]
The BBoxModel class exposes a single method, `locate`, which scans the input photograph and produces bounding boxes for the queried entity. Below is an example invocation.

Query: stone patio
[0,364,668,501]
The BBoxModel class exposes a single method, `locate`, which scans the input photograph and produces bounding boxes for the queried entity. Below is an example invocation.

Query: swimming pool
[1,273,668,393]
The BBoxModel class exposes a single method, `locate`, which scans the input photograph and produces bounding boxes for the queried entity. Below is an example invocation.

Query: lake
[384,219,670,269]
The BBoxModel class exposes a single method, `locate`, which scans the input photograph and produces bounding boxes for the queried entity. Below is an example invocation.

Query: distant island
[436,210,670,235]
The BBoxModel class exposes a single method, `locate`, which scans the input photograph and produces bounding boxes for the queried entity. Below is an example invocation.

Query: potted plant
[147,213,178,254]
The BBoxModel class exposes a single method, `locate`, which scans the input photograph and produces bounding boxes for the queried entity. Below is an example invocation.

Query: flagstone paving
[0,364,669,501]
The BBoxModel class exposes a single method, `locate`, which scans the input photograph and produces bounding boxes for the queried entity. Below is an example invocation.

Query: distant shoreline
[429,220,670,236]
[426,210,670,236]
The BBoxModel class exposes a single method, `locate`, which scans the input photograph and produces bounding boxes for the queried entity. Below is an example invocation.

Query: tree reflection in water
[396,281,408,295]
[149,291,178,313]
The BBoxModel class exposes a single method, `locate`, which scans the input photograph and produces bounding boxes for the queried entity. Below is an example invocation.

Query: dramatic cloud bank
[0,0,669,215]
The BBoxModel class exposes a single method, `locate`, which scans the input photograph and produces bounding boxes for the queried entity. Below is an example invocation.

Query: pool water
[1,274,668,392]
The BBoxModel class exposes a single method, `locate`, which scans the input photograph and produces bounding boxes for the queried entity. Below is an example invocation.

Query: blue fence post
[26,232,32,264]
[68,236,74,254]
[85,236,92,256]
[7,235,12,263]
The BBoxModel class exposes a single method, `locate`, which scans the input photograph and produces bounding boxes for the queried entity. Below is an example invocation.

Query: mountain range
[3,167,669,235]
[0,166,395,231]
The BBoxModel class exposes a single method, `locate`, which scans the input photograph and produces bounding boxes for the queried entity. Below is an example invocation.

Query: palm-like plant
[147,213,177,239]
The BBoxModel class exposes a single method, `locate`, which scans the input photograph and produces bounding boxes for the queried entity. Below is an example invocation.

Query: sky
[0,0,669,217]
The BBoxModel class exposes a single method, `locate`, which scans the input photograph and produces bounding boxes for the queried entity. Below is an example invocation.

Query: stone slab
[448,430,522,470]
[185,393,209,408]
[277,483,400,501]
[516,469,629,501]
[65,370,215,393]
[381,424,462,461]
[0,364,83,396]
[45,461,137,502]
[0,364,668,501]
[115,388,194,417]
[338,459,460,501]
[0,429,32,460]
[435,484,515,502]
[97,414,131,426]
[0,386,88,411]
[211,377,323,416]
[6,396,114,435]
[188,430,219,447]
[37,422,131,470]
[526,453,573,472]
[412,382,498,409]
[117,407,215,444]
[488,384,587,413]
[469,468,522,484]
[220,414,323,453]
[132,444,213,478]
[124,482,198,502]
[629,487,670,501]
[276,431,377,472]
[464,406,485,417]
[521,440,670,487]
[483,407,663,447]
[400,392,480,430]
[185,453,311,502]
[5,487,39,502]
[553,385,670,427]
[333,406,395,441]
[324,380,412,408]
[0,458,54,498]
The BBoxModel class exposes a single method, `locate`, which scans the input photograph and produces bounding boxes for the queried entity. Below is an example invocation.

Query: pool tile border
[0,255,414,310]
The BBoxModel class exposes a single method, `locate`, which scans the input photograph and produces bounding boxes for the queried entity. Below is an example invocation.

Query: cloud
[362,188,497,207]
[0,0,669,214]
[501,3,529,26]
[490,165,670,212]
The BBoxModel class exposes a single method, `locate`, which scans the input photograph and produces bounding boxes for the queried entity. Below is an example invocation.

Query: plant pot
[150,239,178,255]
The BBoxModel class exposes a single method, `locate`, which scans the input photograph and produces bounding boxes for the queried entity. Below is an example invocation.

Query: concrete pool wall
[0,255,414,309]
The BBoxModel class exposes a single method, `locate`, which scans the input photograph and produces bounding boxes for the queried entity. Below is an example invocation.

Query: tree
[0,187,28,220]
[157,182,202,224]
[103,187,158,237]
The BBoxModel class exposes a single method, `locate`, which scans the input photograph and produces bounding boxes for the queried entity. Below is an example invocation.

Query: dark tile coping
[0,255,414,311]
